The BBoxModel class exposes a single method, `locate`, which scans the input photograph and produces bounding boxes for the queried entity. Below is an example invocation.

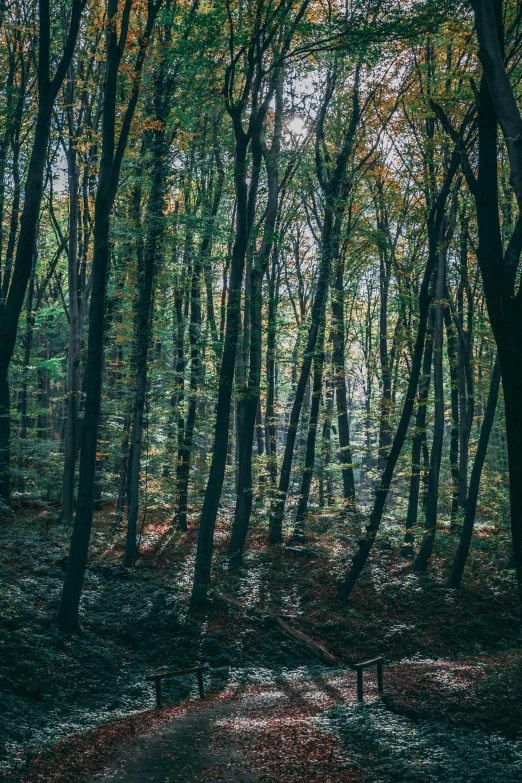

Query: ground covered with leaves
[1,498,521,781]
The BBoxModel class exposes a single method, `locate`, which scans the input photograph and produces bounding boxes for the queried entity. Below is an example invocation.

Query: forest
[1,0,522,780]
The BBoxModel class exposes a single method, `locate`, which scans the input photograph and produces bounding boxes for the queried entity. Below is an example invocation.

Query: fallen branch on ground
[211,590,344,667]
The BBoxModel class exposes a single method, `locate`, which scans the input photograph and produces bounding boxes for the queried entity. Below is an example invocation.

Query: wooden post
[155,677,162,709]
[377,660,383,693]
[357,667,363,702]
[197,669,205,699]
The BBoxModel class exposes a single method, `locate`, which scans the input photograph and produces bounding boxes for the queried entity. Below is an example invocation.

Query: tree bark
[291,317,326,541]
[402,305,435,555]
[269,67,361,542]
[338,153,460,602]
[414,237,446,571]
[57,0,160,630]
[265,249,279,489]
[0,0,84,504]
[448,357,500,588]
[61,68,81,524]
[124,68,170,564]
[470,0,522,604]
[331,249,356,505]
[229,73,283,557]
[0,380,9,508]
[444,305,460,521]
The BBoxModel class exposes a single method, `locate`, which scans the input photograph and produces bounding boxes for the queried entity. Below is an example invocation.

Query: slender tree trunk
[269,215,333,542]
[255,400,264,457]
[61,90,81,524]
[470,0,522,605]
[457,330,474,512]
[265,253,279,489]
[19,252,37,446]
[57,0,159,630]
[331,250,356,505]
[444,305,460,522]
[414,240,446,571]
[291,319,326,541]
[192,127,252,594]
[0,380,9,508]
[115,412,131,524]
[402,305,435,555]
[124,113,167,564]
[191,8,302,580]
[338,154,459,601]
[37,331,51,439]
[269,66,361,543]
[175,242,205,530]
[319,368,334,507]
[448,357,500,588]
[377,247,392,470]
[0,0,84,389]
[224,75,283,560]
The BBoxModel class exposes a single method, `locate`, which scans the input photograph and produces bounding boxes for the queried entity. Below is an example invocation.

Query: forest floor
[1,498,522,781]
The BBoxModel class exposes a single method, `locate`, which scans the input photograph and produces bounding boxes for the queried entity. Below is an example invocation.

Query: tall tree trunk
[124,106,168,564]
[0,380,9,508]
[469,0,522,606]
[448,357,500,588]
[414,239,446,571]
[175,239,208,529]
[174,283,200,530]
[57,0,160,630]
[291,318,326,541]
[444,305,460,522]
[19,251,37,446]
[61,76,81,524]
[456,325,474,513]
[174,120,225,526]
[331,249,356,505]
[115,411,131,525]
[269,66,361,543]
[265,251,279,489]
[377,239,393,471]
[227,96,281,556]
[192,125,256,594]
[268,217,333,543]
[402,305,435,555]
[191,12,297,587]
[338,153,459,602]
[0,0,84,388]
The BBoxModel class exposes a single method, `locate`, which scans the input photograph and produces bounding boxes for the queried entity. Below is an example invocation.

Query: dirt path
[88,667,522,783]
[90,674,362,783]
[90,697,259,782]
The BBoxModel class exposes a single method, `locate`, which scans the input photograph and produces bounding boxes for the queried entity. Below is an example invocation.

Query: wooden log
[210,588,387,702]
[211,590,260,615]
[275,616,342,666]
[213,589,345,667]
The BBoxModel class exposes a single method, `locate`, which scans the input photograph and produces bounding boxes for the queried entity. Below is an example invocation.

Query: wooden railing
[146,662,209,708]
[353,656,384,702]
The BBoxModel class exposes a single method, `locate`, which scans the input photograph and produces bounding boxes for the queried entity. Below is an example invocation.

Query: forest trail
[89,669,522,783]
[89,673,365,783]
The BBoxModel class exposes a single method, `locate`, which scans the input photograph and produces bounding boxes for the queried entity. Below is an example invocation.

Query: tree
[57,0,161,631]
[0,0,85,506]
